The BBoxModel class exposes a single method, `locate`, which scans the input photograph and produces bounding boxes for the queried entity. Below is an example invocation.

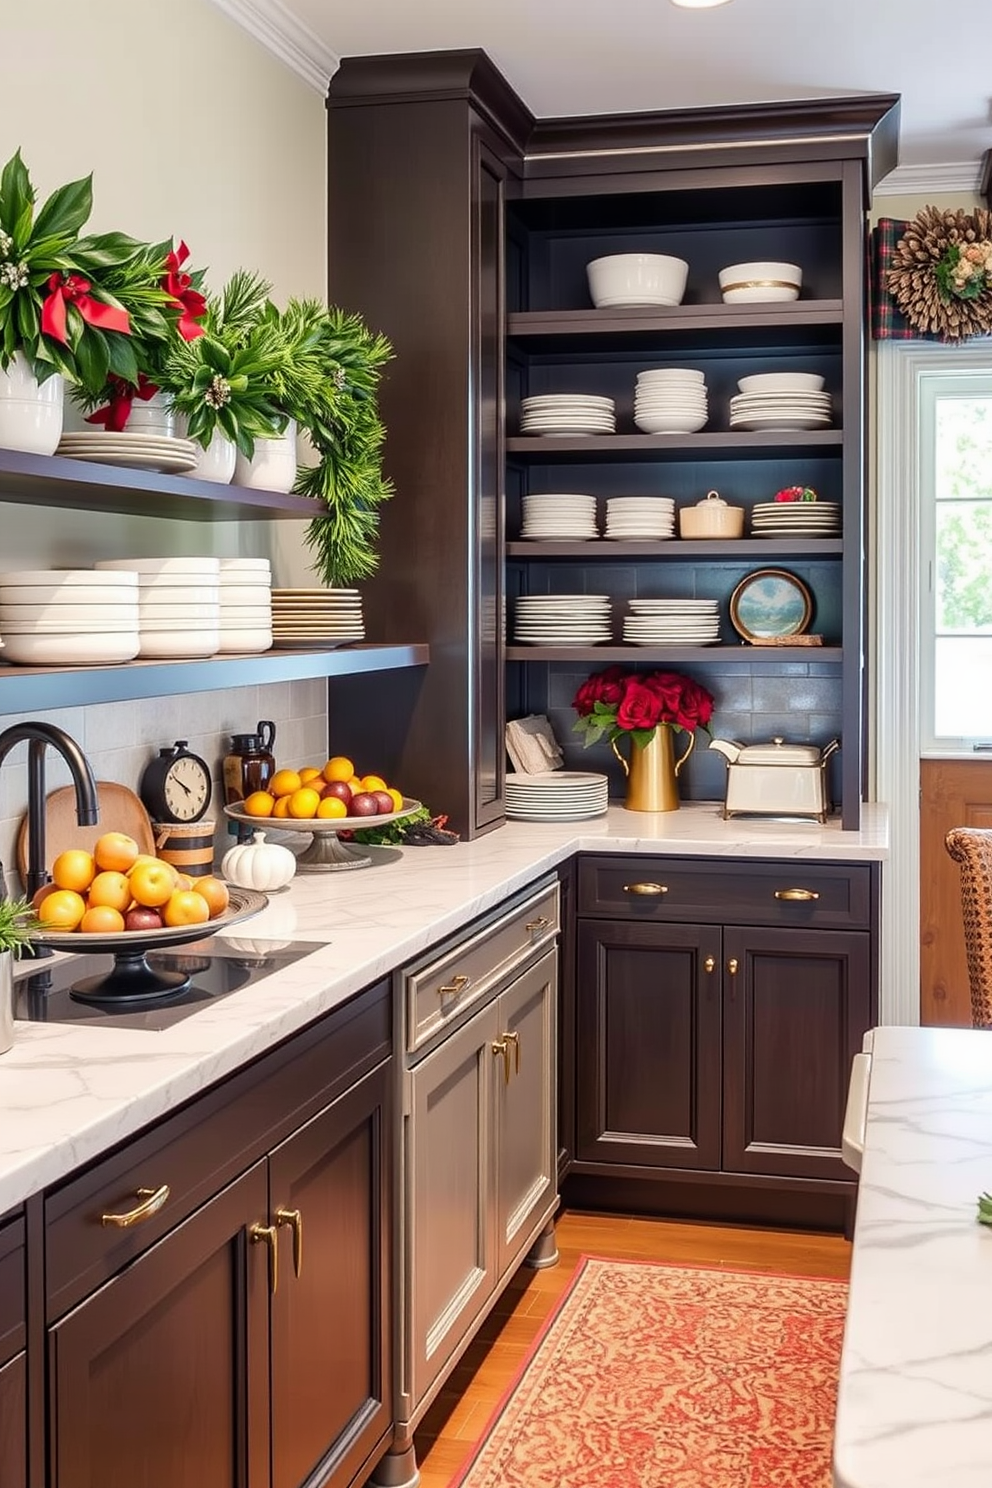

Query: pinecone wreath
[886,206,992,340]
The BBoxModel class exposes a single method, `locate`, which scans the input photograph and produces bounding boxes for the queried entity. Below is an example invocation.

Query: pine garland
[886,206,992,340]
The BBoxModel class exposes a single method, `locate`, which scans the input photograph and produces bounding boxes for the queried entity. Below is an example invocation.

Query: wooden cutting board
[17,781,156,884]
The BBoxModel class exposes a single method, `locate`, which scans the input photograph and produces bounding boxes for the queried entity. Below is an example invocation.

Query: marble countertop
[834,1024,992,1488]
[0,801,887,1216]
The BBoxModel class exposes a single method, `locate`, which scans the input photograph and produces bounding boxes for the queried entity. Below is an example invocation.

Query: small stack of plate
[270,589,365,648]
[750,502,841,538]
[513,594,612,646]
[0,568,140,665]
[55,430,200,474]
[622,598,720,646]
[604,497,676,541]
[729,373,832,432]
[96,556,221,658]
[634,369,708,435]
[520,493,598,540]
[519,394,616,436]
[218,558,273,652]
[505,771,609,822]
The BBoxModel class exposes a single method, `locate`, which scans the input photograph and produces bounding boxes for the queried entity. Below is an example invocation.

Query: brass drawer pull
[250,1222,279,1295]
[438,973,470,998]
[623,882,668,896]
[525,916,551,935]
[492,1036,511,1086]
[276,1207,304,1279]
[100,1184,170,1229]
[505,1029,521,1075]
[774,888,820,903]
[704,956,715,973]
[727,958,739,975]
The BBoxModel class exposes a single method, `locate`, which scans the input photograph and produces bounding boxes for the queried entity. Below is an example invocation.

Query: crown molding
[208,0,339,94]
[875,159,984,198]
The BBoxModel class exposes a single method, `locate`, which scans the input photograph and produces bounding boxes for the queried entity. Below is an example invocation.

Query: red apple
[124,906,165,933]
[348,791,380,817]
[321,779,353,804]
[371,790,394,815]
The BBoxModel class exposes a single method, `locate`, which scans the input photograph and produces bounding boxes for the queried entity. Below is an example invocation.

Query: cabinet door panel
[50,1163,269,1488]
[496,950,558,1277]
[269,1062,392,1488]
[0,1351,26,1488]
[723,926,871,1180]
[576,920,722,1170]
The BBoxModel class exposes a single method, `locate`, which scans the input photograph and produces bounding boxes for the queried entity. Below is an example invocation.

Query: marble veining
[834,1025,992,1488]
[0,801,887,1215]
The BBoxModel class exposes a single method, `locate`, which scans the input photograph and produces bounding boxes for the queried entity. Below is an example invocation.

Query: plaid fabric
[869,218,923,339]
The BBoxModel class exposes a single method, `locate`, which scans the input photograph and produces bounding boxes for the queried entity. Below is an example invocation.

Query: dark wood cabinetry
[0,1213,26,1488]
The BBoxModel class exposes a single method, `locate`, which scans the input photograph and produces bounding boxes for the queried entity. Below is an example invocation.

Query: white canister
[123,390,176,440]
[234,420,298,493]
[0,352,64,456]
[190,429,237,484]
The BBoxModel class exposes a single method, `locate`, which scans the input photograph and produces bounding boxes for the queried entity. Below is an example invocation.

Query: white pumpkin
[221,831,297,891]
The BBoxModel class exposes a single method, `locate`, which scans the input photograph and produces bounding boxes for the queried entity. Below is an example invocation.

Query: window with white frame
[919,366,992,753]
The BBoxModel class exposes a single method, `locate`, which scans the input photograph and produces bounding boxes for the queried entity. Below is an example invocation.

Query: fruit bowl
[32,886,268,1001]
[223,798,423,872]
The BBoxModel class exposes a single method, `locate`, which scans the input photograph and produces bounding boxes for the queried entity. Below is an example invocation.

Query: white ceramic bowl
[719,261,802,303]
[219,606,273,622]
[636,368,707,384]
[737,372,825,394]
[587,253,689,309]
[0,568,138,589]
[0,603,139,625]
[634,411,708,435]
[0,584,138,606]
[216,628,274,654]
[0,631,141,664]
[137,630,221,659]
[95,557,221,576]
[218,557,272,573]
[219,584,274,605]
[137,602,221,621]
[130,585,220,605]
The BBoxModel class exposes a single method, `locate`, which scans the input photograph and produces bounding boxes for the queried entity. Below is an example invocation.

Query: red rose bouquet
[572,665,715,749]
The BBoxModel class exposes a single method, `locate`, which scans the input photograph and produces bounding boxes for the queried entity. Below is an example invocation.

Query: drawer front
[405,879,559,1054]
[577,855,872,931]
[0,1215,25,1367]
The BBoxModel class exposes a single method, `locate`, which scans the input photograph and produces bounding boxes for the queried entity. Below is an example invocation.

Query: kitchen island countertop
[0,800,887,1214]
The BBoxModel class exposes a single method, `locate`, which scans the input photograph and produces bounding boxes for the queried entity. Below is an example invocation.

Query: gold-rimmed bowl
[719,261,802,304]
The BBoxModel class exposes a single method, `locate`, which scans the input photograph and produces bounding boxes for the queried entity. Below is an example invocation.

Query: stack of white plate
[519,394,616,436]
[634,369,708,435]
[622,597,721,646]
[513,594,612,646]
[218,558,273,653]
[750,501,841,537]
[270,589,365,648]
[604,497,676,540]
[520,493,598,540]
[505,770,610,822]
[730,372,831,432]
[0,568,140,665]
[96,556,221,658]
[56,430,200,474]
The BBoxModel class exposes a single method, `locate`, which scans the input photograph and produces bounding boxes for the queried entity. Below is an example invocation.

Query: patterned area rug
[452,1256,847,1488]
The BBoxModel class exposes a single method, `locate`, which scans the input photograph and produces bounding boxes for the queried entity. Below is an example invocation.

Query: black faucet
[0,722,99,897]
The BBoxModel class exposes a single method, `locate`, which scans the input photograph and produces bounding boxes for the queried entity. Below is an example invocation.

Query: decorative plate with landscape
[729,568,813,642]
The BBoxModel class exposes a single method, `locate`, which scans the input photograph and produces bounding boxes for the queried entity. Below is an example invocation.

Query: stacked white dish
[505,771,610,822]
[718,261,802,304]
[96,556,221,658]
[604,497,676,541]
[0,568,140,665]
[513,594,612,646]
[634,369,708,435]
[622,597,720,646]
[270,589,365,648]
[586,253,689,309]
[218,557,273,652]
[520,493,598,541]
[730,372,831,432]
[519,394,616,437]
[750,501,842,537]
[56,430,200,474]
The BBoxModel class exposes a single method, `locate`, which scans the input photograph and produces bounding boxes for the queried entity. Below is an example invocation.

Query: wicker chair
[944,827,992,1028]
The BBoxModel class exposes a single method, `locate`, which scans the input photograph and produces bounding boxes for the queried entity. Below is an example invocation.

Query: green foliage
[934,399,992,629]
[936,244,989,303]
[977,1192,992,1225]
[0,897,42,958]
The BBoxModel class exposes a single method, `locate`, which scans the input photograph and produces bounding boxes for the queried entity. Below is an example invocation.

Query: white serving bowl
[138,602,221,621]
[737,372,825,394]
[218,557,272,574]
[0,631,141,664]
[587,253,689,309]
[0,568,138,589]
[0,603,139,625]
[219,606,273,622]
[95,557,221,576]
[216,628,274,654]
[219,584,274,605]
[130,585,220,606]
[634,411,708,435]
[636,368,707,384]
[0,584,138,606]
[138,630,221,659]
[718,261,802,303]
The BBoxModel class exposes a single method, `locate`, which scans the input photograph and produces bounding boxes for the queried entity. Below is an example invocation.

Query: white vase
[0,351,64,455]
[0,950,12,1056]
[123,390,176,440]
[234,420,297,493]
[191,429,237,484]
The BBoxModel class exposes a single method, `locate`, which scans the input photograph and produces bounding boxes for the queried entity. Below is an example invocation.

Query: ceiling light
[670,0,734,8]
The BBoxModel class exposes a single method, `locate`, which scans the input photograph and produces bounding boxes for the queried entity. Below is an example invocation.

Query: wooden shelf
[507,301,845,353]
[506,431,844,461]
[507,538,843,559]
[506,644,842,663]
[0,447,323,521]
[0,643,430,710]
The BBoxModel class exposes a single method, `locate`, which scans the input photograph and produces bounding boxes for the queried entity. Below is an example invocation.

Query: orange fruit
[36,888,87,930]
[243,790,275,818]
[298,766,323,785]
[346,776,364,796]
[51,848,96,893]
[272,796,292,818]
[162,889,211,928]
[173,872,195,891]
[322,755,355,784]
[93,832,140,874]
[80,904,126,935]
[128,858,177,909]
[386,787,404,812]
[269,768,302,798]
[192,876,230,918]
[287,786,322,819]
[360,774,388,794]
[88,871,132,914]
[316,795,348,819]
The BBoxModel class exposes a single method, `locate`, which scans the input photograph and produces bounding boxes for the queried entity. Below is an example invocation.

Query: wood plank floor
[412,1206,852,1487]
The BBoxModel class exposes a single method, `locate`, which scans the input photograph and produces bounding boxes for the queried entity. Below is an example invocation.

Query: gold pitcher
[611,725,695,812]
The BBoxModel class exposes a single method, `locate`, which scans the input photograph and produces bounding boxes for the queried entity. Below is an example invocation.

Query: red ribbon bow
[86,374,159,434]
[41,273,131,346]
[162,240,206,341]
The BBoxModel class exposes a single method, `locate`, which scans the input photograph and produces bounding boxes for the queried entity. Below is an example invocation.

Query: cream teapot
[709,736,839,822]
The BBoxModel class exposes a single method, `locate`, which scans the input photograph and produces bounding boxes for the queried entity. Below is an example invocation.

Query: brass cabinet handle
[504,1029,521,1076]
[623,882,668,896]
[703,956,715,973]
[525,916,550,935]
[275,1207,303,1279]
[249,1222,279,1295]
[438,973,470,998]
[727,958,739,975]
[100,1184,170,1228]
[774,888,820,902]
[492,1036,511,1086]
